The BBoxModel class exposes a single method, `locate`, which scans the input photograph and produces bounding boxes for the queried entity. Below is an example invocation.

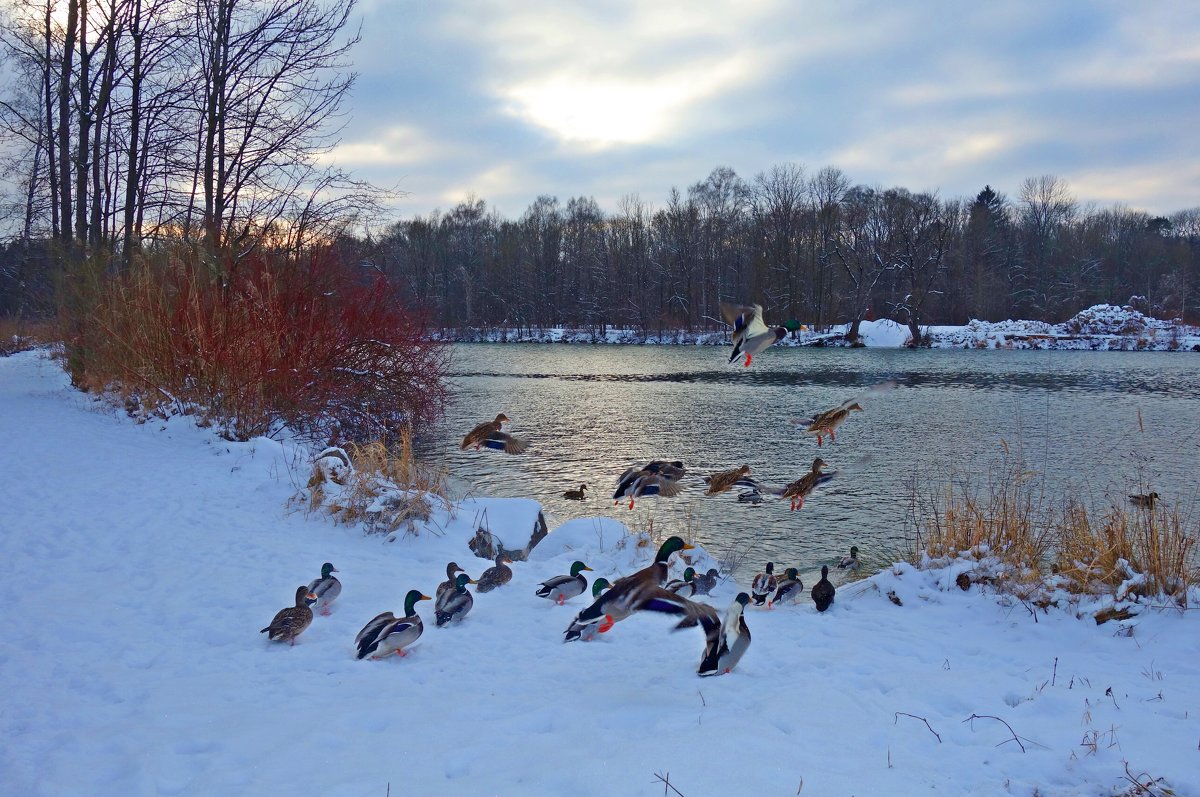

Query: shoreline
[432,303,1200,352]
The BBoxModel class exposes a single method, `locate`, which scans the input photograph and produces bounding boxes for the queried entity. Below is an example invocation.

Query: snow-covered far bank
[435,303,1200,352]
[3,349,1199,797]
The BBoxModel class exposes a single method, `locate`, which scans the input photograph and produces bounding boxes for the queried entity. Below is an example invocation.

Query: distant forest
[1,0,1197,342]
[362,173,1200,341]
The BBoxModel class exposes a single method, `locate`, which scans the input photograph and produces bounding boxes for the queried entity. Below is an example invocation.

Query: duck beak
[468,579,478,585]
[419,595,432,601]
[306,593,318,601]
[583,566,594,571]
[682,543,695,551]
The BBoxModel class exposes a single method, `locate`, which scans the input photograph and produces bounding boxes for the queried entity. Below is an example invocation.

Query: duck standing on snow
[781,458,834,511]
[435,573,477,626]
[576,579,612,641]
[261,586,317,645]
[751,562,777,606]
[563,535,694,641]
[770,567,803,606]
[720,302,787,367]
[793,400,864,447]
[703,465,754,496]
[355,590,431,659]
[475,553,514,593]
[665,567,698,597]
[811,565,835,612]
[306,562,341,616]
[693,567,720,595]
[435,561,466,600]
[535,561,594,605]
[711,593,752,675]
[563,484,588,500]
[461,413,530,454]
[837,546,861,571]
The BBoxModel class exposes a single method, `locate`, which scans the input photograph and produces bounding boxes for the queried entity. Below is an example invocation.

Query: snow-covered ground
[437,304,1200,352]
[3,349,1199,796]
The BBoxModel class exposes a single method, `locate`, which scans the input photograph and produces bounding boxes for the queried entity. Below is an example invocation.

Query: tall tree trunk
[122,0,143,268]
[57,0,79,242]
[75,0,92,245]
[203,0,232,255]
[43,0,59,238]
[90,4,120,248]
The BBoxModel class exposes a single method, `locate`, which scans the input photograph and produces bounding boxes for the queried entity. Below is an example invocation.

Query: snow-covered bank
[437,304,1200,352]
[3,349,1199,796]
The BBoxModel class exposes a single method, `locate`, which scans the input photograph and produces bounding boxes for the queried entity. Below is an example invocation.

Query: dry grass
[1056,500,1196,603]
[0,315,58,355]
[908,457,1198,608]
[305,428,451,536]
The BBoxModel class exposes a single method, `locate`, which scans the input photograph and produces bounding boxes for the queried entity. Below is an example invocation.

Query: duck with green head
[535,560,594,605]
[435,573,477,626]
[576,579,612,641]
[665,566,697,597]
[355,589,431,659]
[837,546,860,571]
[770,568,803,606]
[306,562,341,616]
[563,536,695,641]
[710,592,751,675]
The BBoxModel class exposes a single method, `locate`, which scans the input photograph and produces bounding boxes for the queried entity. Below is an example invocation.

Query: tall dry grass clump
[1056,500,1196,604]
[305,428,451,537]
[909,460,1055,575]
[61,246,449,442]
[908,452,1199,610]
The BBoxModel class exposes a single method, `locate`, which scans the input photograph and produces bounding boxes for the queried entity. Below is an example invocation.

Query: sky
[323,0,1200,222]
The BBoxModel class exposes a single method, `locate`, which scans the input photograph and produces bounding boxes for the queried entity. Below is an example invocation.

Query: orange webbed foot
[598,614,615,633]
[744,354,752,367]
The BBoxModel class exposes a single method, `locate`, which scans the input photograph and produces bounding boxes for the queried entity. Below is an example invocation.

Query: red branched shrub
[66,247,448,442]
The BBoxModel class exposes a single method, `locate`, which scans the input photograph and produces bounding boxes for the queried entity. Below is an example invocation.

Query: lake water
[418,344,1200,584]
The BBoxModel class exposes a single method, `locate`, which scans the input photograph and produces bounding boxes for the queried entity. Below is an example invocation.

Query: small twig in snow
[653,771,687,797]
[895,712,943,743]
[962,713,1026,753]
[1051,656,1058,687]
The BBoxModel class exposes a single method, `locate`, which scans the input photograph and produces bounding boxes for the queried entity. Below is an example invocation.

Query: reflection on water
[417,345,1200,584]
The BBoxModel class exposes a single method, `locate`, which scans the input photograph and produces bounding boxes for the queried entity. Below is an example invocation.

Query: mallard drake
[306,562,341,616]
[737,489,765,504]
[770,567,803,606]
[711,592,752,675]
[564,535,694,641]
[692,567,720,595]
[781,458,834,511]
[837,546,861,571]
[751,562,777,606]
[665,567,697,597]
[703,465,754,496]
[535,560,594,605]
[355,590,431,659]
[793,399,865,447]
[435,561,467,600]
[1129,492,1159,509]
[563,483,588,500]
[613,461,686,507]
[576,578,612,641]
[261,586,317,645]
[720,301,787,367]
[811,565,835,612]
[475,553,514,593]
[435,573,477,626]
[461,413,529,454]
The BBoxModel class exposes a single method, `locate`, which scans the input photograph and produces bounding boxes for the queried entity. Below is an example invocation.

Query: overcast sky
[323,0,1200,222]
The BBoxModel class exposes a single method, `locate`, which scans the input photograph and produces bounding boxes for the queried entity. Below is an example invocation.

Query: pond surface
[417,344,1200,583]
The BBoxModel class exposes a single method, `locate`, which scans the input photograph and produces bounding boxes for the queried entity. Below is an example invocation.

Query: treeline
[368,170,1199,342]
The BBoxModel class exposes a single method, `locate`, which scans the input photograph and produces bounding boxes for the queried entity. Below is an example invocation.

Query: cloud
[332,0,1200,218]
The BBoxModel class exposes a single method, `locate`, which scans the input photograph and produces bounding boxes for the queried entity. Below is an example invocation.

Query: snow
[3,348,1199,796]
[435,304,1200,351]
